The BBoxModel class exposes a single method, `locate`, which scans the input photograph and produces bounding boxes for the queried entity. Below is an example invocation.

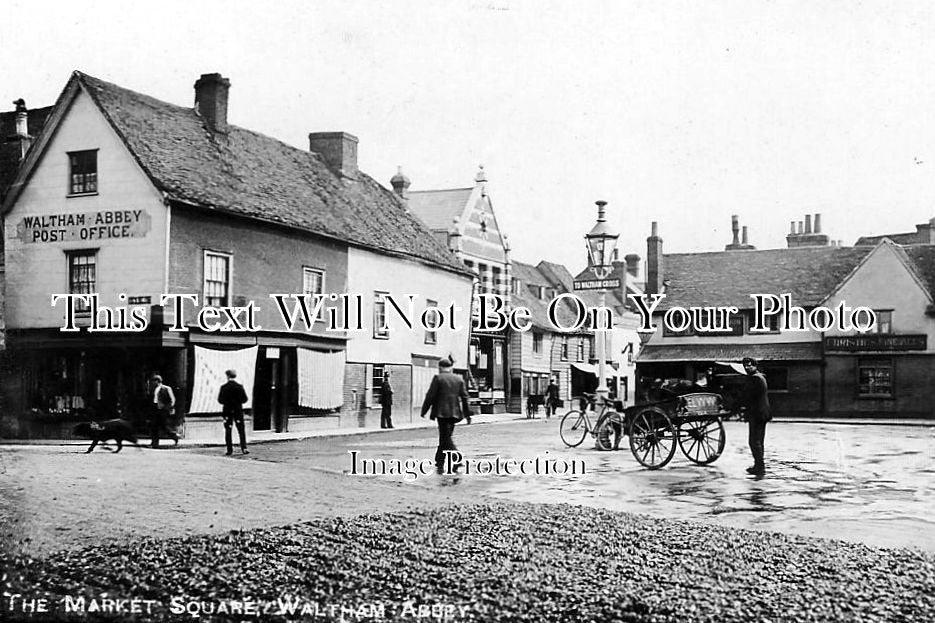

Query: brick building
[0,71,472,438]
[635,216,935,418]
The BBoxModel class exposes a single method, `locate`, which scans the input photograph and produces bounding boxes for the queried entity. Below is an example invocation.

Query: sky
[5,0,935,275]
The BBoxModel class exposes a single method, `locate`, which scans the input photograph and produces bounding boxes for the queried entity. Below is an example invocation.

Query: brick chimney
[646,222,664,295]
[787,213,830,247]
[624,253,640,277]
[726,216,755,250]
[309,132,359,178]
[390,166,410,199]
[194,73,230,134]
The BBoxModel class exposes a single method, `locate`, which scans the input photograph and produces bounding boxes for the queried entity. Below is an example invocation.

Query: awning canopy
[189,345,258,414]
[570,362,619,378]
[636,342,822,364]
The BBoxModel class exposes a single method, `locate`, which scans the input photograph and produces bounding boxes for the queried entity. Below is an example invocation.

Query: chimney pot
[193,73,231,133]
[798,221,804,234]
[309,131,359,178]
[731,214,740,245]
[814,213,822,234]
[647,222,663,295]
[805,214,812,234]
[742,225,749,245]
[624,253,640,275]
[790,221,796,234]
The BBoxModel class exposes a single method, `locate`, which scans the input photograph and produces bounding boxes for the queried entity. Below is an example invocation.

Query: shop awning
[570,362,619,378]
[636,342,822,363]
[297,348,345,409]
[189,345,258,414]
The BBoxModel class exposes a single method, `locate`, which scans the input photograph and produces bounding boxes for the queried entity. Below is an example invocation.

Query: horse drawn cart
[560,374,745,470]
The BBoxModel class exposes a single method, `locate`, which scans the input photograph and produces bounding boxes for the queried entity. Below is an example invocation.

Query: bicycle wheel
[595,412,624,451]
[678,417,726,465]
[559,410,589,448]
[627,407,677,469]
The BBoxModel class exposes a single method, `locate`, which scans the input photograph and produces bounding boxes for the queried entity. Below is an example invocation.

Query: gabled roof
[659,246,872,309]
[901,245,935,301]
[4,71,467,274]
[510,260,584,331]
[536,260,575,292]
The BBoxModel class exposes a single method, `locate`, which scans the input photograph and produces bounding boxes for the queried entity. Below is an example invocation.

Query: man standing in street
[150,374,178,448]
[380,371,394,429]
[420,356,472,473]
[218,369,249,456]
[545,376,561,418]
[742,357,771,475]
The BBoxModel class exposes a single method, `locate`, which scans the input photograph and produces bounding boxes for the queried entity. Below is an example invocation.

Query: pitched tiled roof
[659,246,872,309]
[408,188,473,231]
[510,260,585,331]
[537,260,575,292]
[64,72,467,273]
[637,342,822,363]
[856,232,926,246]
[902,245,935,299]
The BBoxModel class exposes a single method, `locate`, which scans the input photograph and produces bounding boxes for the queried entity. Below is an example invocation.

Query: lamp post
[585,200,619,405]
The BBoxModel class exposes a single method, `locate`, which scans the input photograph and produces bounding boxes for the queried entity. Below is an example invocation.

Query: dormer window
[513,279,522,296]
[538,286,547,300]
[68,150,98,195]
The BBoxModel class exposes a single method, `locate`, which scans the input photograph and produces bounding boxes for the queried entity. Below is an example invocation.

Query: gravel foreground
[2,502,933,623]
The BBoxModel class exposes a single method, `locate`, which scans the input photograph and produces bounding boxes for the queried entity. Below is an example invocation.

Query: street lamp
[584,200,619,403]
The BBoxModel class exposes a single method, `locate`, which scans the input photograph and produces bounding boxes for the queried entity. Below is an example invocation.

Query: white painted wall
[824,243,935,348]
[346,247,473,364]
[4,88,167,329]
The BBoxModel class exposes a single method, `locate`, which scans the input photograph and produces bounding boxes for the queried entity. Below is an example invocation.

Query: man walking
[742,357,771,475]
[545,376,561,418]
[218,369,249,456]
[149,374,178,448]
[420,356,472,473]
[380,371,394,429]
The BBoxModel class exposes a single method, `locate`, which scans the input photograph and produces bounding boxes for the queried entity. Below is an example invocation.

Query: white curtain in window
[297,348,345,409]
[189,346,258,414]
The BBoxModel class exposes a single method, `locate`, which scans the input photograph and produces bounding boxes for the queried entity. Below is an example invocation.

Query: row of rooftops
[4,70,935,314]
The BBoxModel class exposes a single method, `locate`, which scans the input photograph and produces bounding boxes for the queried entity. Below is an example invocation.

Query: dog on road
[73,419,141,453]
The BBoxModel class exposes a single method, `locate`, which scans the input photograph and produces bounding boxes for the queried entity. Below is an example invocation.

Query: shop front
[468,332,509,413]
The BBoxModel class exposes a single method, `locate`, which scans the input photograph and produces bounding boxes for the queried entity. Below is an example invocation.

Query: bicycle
[559,393,626,451]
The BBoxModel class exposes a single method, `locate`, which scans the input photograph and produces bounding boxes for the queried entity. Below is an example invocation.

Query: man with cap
[741,357,771,475]
[218,369,249,456]
[420,355,472,473]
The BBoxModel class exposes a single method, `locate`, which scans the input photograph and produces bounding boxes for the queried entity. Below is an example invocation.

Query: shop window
[873,310,893,334]
[858,358,893,398]
[372,364,385,405]
[532,332,543,354]
[203,251,231,307]
[302,267,325,320]
[68,149,98,195]
[373,291,389,339]
[560,336,568,361]
[67,250,97,312]
[763,367,789,391]
[425,299,438,345]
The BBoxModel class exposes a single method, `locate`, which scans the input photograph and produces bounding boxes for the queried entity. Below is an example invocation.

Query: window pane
[68,150,97,194]
[68,251,97,311]
[204,253,230,307]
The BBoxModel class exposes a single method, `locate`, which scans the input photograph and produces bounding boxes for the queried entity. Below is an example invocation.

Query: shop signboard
[824,334,927,352]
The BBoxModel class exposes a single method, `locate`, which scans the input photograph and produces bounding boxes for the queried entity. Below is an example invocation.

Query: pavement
[2,413,932,448]
[0,411,526,448]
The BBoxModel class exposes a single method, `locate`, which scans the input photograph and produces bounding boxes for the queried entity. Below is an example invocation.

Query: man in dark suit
[149,374,178,448]
[218,369,249,456]
[420,356,472,473]
[380,371,394,429]
[742,357,771,475]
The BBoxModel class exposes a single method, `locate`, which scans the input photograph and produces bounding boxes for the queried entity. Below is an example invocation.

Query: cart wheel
[559,410,588,448]
[627,407,677,469]
[595,412,624,451]
[678,418,726,465]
